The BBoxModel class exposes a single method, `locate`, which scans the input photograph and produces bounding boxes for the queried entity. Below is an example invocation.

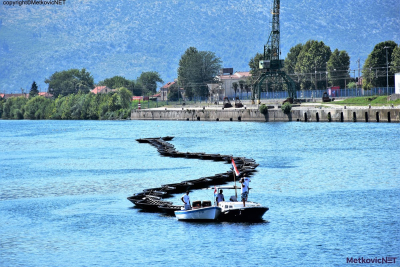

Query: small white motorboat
[174,200,221,221]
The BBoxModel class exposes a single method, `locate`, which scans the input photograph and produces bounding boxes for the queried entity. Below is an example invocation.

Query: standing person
[216,189,225,206]
[181,191,191,210]
[243,176,251,198]
[240,176,251,207]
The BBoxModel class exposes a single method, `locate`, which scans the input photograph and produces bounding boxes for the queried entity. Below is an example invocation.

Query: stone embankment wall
[131,107,400,123]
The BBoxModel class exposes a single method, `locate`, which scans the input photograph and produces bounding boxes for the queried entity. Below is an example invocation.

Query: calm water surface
[0,120,399,266]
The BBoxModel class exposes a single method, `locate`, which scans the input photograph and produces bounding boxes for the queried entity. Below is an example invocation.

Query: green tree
[45,68,94,98]
[284,43,303,74]
[2,96,28,119]
[136,71,163,96]
[295,40,332,90]
[116,87,132,109]
[108,93,120,112]
[178,47,222,99]
[362,41,397,89]
[24,95,53,119]
[167,82,180,101]
[84,93,98,120]
[327,49,351,88]
[98,76,135,94]
[391,44,400,74]
[232,82,239,97]
[29,81,39,98]
[238,80,245,97]
[347,81,356,89]
[248,52,263,76]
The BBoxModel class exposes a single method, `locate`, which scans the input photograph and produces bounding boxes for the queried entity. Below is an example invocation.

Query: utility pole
[355,59,360,94]
[383,47,389,95]
[315,60,317,90]
[325,62,328,89]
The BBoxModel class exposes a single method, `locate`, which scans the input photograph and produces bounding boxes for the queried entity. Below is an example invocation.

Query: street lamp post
[353,70,356,97]
[325,62,328,92]
[383,46,389,95]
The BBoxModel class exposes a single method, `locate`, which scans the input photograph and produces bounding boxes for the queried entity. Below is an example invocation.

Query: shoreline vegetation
[1,95,399,120]
[0,88,132,120]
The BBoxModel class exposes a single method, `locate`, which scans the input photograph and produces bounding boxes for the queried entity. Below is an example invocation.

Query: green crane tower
[252,0,296,104]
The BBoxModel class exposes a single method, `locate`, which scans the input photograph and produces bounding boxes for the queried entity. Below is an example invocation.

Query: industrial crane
[252,0,297,104]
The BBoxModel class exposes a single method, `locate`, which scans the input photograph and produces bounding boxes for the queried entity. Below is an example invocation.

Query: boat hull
[219,206,269,222]
[174,206,221,221]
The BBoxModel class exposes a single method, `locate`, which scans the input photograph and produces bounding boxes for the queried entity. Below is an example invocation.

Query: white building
[208,71,252,101]
[395,73,400,94]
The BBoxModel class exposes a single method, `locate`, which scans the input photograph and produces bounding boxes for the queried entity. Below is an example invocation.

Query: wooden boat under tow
[174,200,221,221]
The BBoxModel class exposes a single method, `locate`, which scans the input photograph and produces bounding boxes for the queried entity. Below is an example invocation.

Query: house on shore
[0,92,53,99]
[0,93,28,99]
[208,70,252,101]
[160,81,175,101]
[159,81,185,101]
[91,86,113,94]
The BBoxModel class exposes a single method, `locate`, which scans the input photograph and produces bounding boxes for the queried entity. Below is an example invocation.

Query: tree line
[0,67,165,120]
[249,40,400,91]
[0,87,132,120]
[46,69,164,98]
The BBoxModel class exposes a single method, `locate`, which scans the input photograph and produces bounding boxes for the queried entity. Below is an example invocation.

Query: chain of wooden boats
[128,136,266,221]
[132,195,173,212]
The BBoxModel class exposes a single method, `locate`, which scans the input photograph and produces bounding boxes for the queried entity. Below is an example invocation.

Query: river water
[0,120,399,266]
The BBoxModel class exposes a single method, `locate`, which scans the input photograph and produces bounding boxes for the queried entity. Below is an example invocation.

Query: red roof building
[0,93,29,99]
[160,81,176,100]
[38,92,53,98]
[91,86,113,94]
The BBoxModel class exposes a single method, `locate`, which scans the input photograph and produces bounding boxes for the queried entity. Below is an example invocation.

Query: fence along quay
[128,137,259,215]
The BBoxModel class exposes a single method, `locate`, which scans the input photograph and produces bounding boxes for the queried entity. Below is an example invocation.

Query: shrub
[259,104,268,115]
[281,103,292,115]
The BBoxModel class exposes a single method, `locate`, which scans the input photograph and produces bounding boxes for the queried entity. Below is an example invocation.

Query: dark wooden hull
[184,178,213,189]
[134,198,172,211]
[219,207,269,222]
[161,182,193,194]
[158,205,183,216]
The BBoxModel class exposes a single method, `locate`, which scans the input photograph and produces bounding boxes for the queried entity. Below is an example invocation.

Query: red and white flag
[231,158,240,176]
[214,186,217,197]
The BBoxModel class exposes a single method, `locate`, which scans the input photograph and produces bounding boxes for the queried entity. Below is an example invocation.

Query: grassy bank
[330,96,400,106]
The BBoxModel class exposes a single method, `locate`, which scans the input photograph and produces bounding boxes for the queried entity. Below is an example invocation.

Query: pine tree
[29,81,39,98]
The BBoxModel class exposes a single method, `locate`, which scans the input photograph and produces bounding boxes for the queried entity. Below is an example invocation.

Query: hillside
[0,0,399,93]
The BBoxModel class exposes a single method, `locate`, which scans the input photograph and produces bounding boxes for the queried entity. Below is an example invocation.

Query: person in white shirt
[181,191,191,210]
[240,176,251,207]
[216,189,225,206]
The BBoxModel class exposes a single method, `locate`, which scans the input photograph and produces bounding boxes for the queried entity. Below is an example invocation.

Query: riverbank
[131,103,400,123]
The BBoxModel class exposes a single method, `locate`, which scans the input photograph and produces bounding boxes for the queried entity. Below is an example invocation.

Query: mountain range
[0,0,399,93]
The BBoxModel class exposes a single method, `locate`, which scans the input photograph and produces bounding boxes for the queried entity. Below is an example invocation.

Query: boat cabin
[192,200,212,209]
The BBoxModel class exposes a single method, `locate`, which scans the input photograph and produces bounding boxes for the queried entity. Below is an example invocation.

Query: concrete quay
[131,104,400,123]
